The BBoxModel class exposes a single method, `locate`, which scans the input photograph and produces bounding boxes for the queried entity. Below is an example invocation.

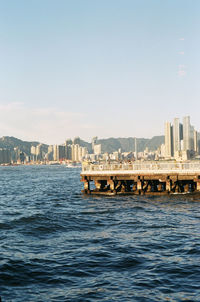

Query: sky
[0,0,200,144]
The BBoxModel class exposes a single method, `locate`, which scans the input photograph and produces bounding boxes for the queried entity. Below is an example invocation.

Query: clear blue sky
[0,0,199,144]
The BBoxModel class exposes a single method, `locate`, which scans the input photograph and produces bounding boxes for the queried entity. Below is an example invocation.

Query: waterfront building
[71,144,75,161]
[45,145,53,161]
[78,146,88,161]
[31,146,36,155]
[19,152,26,163]
[36,144,43,160]
[65,143,72,160]
[74,144,79,161]
[70,143,88,162]
[53,145,65,161]
[48,145,53,153]
[53,145,58,161]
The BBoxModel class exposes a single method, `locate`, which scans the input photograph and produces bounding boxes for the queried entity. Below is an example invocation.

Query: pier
[81,161,200,195]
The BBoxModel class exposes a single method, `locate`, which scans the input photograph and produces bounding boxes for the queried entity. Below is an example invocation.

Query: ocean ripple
[0,165,200,301]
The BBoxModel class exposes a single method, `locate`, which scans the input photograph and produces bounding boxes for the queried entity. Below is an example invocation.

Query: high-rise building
[173,118,181,153]
[71,144,75,161]
[53,145,65,161]
[190,126,195,151]
[36,144,42,160]
[165,122,173,158]
[94,144,101,155]
[48,145,53,153]
[74,144,79,161]
[53,145,58,161]
[70,144,88,162]
[183,116,194,151]
[92,137,98,151]
[194,130,198,153]
[82,147,88,159]
[135,137,138,160]
[165,116,199,160]
[31,146,36,155]
[65,141,72,160]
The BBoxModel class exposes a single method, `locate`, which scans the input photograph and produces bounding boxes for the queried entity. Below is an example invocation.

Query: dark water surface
[0,165,200,302]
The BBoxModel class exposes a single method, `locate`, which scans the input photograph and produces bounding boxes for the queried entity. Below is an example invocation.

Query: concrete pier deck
[81,161,200,195]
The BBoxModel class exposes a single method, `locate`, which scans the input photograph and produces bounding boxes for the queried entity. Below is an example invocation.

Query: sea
[0,165,200,302]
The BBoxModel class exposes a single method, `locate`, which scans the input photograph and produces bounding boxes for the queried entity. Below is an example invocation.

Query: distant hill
[0,136,48,155]
[0,135,164,155]
[97,136,164,153]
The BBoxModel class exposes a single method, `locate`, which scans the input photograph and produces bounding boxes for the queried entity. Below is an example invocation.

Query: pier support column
[132,183,137,192]
[137,180,142,190]
[107,179,115,191]
[184,183,189,193]
[166,179,171,193]
[175,182,179,193]
[84,180,90,193]
[137,180,143,194]
[95,180,101,190]
[196,181,200,192]
[147,182,152,193]
[157,183,163,192]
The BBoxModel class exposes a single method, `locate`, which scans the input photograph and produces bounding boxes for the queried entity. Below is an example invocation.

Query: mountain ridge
[0,135,164,155]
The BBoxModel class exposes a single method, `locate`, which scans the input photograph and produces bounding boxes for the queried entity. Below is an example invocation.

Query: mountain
[0,135,164,155]
[0,136,48,155]
[97,136,164,153]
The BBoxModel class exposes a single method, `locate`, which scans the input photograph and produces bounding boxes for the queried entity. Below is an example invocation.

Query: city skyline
[0,114,200,146]
[1,114,200,164]
[0,1,200,143]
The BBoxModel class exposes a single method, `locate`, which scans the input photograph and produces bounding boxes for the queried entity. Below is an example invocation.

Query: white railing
[82,161,200,172]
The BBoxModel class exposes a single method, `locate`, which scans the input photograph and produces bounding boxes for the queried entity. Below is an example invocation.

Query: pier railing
[82,161,200,173]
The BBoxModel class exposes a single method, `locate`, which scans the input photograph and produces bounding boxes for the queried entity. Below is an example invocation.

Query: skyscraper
[165,122,173,158]
[194,130,198,153]
[173,118,181,153]
[183,116,194,151]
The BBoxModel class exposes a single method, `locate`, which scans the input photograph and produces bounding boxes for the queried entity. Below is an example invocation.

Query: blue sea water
[0,165,200,302]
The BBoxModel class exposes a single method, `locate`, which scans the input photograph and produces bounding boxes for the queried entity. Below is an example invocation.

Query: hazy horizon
[0,1,199,144]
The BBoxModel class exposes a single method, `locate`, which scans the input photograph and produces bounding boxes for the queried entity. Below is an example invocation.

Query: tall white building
[71,144,75,161]
[194,130,198,153]
[74,144,79,161]
[31,146,36,155]
[78,146,88,161]
[53,145,65,161]
[173,118,181,153]
[165,116,199,160]
[71,144,80,161]
[165,122,173,158]
[53,145,58,161]
[94,144,101,155]
[183,116,191,151]
[183,116,194,151]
